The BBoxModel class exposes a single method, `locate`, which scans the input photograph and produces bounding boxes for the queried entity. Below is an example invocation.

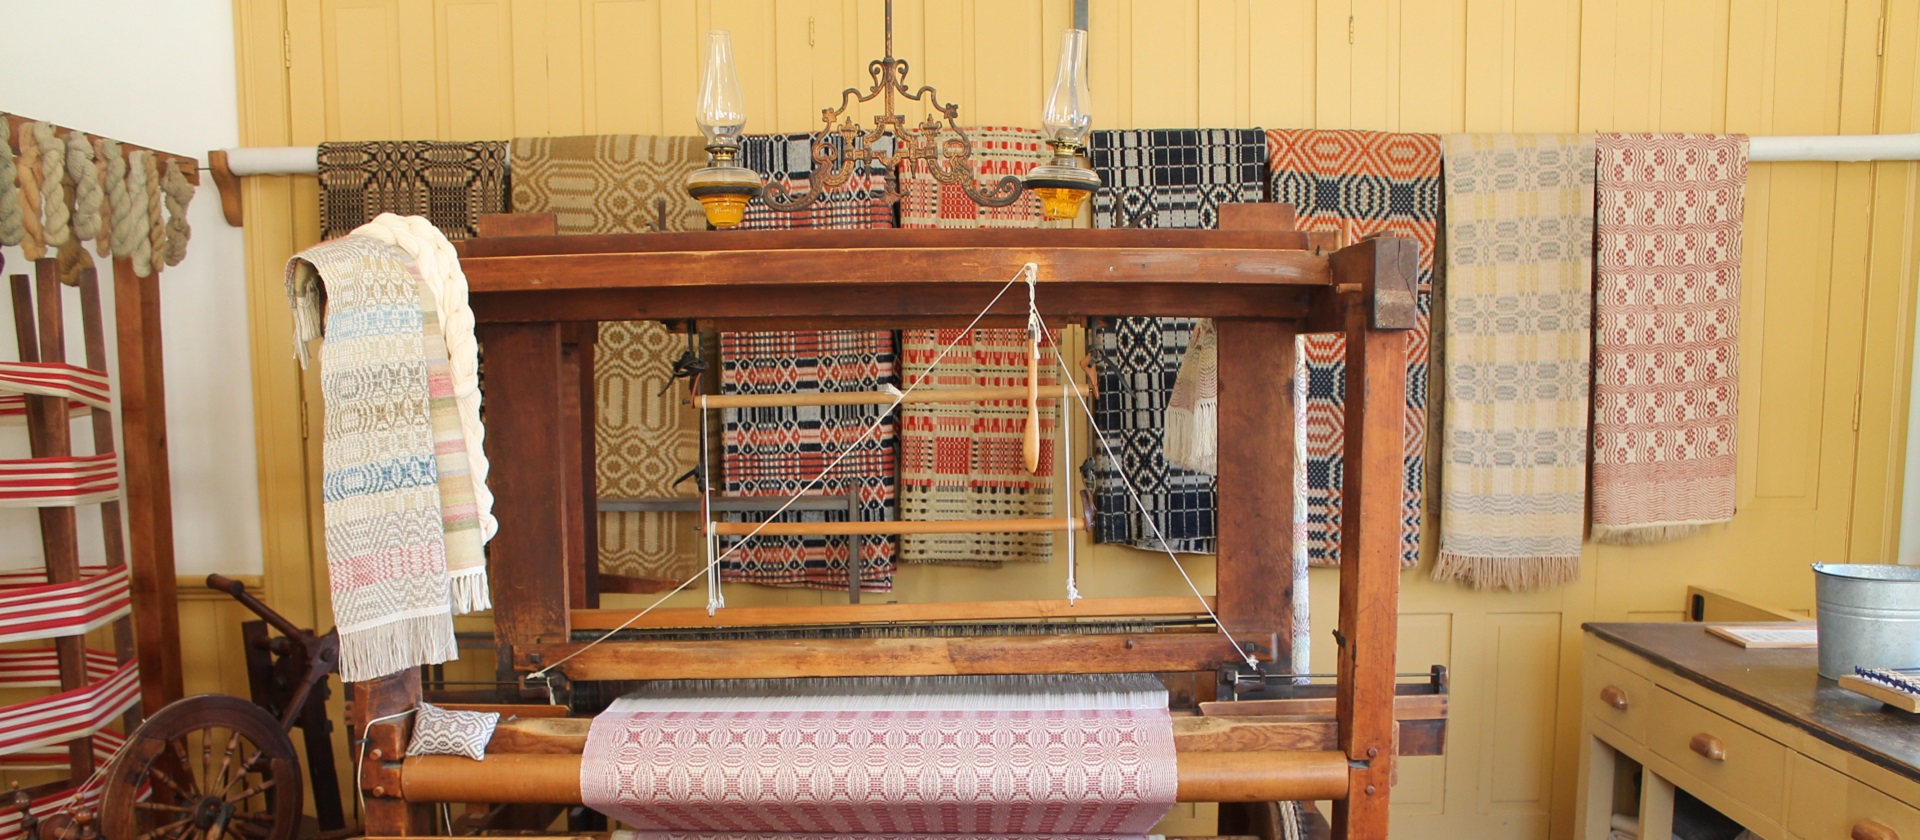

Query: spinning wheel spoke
[213,726,244,795]
[136,816,193,840]
[227,777,275,804]
[145,764,199,803]
[133,802,196,815]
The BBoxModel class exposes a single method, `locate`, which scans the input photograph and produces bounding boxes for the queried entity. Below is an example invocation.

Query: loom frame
[353,204,1419,839]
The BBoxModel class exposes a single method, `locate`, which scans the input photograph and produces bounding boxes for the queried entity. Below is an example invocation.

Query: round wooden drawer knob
[1599,685,1629,710]
[1688,733,1726,761]
[1852,819,1899,840]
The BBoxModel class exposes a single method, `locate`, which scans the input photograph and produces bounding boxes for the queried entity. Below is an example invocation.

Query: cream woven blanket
[287,235,460,681]
[1436,134,1595,591]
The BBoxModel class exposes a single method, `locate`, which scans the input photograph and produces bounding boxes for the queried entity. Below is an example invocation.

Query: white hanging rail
[201,133,1920,227]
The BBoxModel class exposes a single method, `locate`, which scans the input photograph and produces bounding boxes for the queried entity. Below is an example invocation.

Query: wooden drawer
[1788,754,1920,840]
[1648,687,1788,822]
[1584,648,1652,743]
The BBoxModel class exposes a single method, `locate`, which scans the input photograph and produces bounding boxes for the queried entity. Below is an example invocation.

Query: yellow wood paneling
[230,1,1920,836]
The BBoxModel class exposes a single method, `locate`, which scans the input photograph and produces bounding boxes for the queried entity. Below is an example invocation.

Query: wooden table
[1577,623,1920,839]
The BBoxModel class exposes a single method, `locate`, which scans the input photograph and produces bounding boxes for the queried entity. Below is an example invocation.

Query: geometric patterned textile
[897,126,1055,565]
[739,133,894,230]
[286,235,458,681]
[509,135,707,235]
[1436,134,1595,591]
[1591,134,1746,544]
[899,126,1047,229]
[1084,318,1215,555]
[510,134,710,584]
[896,329,1057,566]
[317,141,508,240]
[1081,128,1264,555]
[1088,128,1266,230]
[719,330,899,591]
[1266,129,1440,569]
[582,675,1176,835]
[717,135,899,589]
[406,700,500,761]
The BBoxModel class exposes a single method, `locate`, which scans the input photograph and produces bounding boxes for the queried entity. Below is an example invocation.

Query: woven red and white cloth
[0,656,138,759]
[1591,134,1746,544]
[899,126,1046,229]
[0,564,131,643]
[581,676,1176,836]
[0,361,113,410]
[0,453,120,508]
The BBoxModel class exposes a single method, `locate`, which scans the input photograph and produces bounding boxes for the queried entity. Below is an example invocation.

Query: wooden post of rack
[78,269,143,732]
[113,256,185,710]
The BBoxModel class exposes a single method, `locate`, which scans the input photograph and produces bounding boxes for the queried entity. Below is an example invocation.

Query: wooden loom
[352,204,1440,839]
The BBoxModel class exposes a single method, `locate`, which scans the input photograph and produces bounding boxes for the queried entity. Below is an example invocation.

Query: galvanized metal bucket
[1811,563,1920,679]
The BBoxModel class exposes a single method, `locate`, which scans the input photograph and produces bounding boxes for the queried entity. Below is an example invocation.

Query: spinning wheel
[98,694,303,840]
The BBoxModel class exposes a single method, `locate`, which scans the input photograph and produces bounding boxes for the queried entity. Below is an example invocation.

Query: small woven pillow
[405,701,499,760]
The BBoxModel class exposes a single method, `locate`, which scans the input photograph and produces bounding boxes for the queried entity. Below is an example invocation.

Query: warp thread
[66,132,102,244]
[143,153,165,277]
[0,119,21,247]
[104,140,135,258]
[16,119,45,260]
[32,122,69,251]
[161,161,193,266]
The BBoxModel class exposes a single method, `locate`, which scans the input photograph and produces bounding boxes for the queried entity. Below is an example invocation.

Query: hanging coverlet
[286,234,460,681]
[1591,134,1746,544]
[581,675,1178,837]
[1265,129,1440,569]
[1437,134,1595,590]
[714,134,899,590]
[511,134,708,583]
[897,126,1056,566]
[317,140,508,240]
[1081,128,1266,555]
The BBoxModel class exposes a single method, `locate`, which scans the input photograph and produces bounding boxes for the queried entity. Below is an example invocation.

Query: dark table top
[1585,622,1920,784]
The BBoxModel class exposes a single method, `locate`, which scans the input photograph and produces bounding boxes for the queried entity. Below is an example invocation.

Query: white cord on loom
[532,265,1040,680]
[1038,318,1262,670]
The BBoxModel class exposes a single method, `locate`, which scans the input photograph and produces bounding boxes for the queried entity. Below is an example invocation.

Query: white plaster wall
[1,0,262,575]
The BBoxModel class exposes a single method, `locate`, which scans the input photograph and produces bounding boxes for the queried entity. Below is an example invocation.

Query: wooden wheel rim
[100,695,303,840]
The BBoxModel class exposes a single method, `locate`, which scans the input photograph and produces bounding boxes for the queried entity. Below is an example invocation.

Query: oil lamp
[1024,29,1099,221]
[685,30,762,229]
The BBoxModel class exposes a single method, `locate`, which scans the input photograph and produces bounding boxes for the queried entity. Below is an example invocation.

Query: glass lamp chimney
[1026,28,1099,221]
[688,29,761,229]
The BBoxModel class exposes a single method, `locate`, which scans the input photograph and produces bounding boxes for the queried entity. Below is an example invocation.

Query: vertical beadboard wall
[225,1,1920,836]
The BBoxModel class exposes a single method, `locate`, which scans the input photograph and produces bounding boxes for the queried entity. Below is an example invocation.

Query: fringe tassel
[447,567,492,614]
[1591,520,1724,545]
[1163,399,1218,476]
[1432,552,1580,592]
[337,612,458,683]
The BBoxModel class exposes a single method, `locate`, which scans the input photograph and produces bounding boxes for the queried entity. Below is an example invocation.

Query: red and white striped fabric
[0,565,132,643]
[0,728,124,772]
[0,782,104,840]
[0,361,113,411]
[0,647,123,684]
[0,453,121,507]
[0,394,88,424]
[0,657,140,759]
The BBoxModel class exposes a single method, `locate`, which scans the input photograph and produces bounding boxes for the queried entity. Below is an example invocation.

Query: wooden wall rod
[704,516,1084,537]
[696,384,1082,409]
[2,113,200,186]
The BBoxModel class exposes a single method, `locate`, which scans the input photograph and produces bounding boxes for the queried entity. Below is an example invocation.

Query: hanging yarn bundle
[104,139,135,259]
[126,151,154,276]
[161,161,193,266]
[32,123,70,253]
[15,120,46,260]
[57,240,96,288]
[0,120,22,248]
[142,153,165,277]
[67,132,102,245]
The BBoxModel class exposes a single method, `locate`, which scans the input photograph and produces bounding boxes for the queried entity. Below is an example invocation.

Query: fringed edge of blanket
[338,611,458,683]
[1590,519,1729,546]
[448,567,493,614]
[1164,399,1218,476]
[1432,551,1580,592]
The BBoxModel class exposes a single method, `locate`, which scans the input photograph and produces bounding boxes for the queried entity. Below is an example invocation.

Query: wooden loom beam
[568,595,1214,630]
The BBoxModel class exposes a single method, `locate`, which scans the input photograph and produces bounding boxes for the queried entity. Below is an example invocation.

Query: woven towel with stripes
[0,361,113,410]
[0,565,132,643]
[0,656,139,759]
[0,394,87,425]
[0,727,122,773]
[0,453,121,507]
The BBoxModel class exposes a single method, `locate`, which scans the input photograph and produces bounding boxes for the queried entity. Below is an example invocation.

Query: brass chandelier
[687,0,1098,229]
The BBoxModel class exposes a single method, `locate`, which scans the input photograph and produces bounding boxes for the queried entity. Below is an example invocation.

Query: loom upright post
[113,256,185,711]
[1330,236,1417,838]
